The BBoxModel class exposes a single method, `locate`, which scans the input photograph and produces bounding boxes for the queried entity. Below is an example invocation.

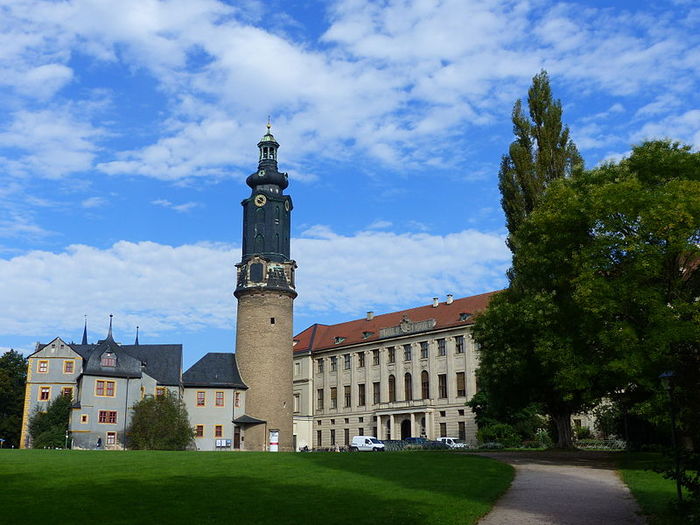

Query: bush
[575,426,593,440]
[128,391,194,450]
[535,428,553,448]
[28,395,72,448]
[477,424,521,448]
[479,442,505,450]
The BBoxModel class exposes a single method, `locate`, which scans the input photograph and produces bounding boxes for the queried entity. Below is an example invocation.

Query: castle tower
[234,123,297,452]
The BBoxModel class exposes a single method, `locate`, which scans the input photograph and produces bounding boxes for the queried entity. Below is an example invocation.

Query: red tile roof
[293,291,499,353]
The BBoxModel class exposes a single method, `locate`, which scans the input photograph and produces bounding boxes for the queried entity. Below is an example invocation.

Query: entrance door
[401,419,411,439]
[233,427,241,449]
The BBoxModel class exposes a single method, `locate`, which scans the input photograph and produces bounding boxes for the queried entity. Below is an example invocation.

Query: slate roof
[233,414,265,425]
[183,352,247,389]
[35,338,183,386]
[293,291,498,353]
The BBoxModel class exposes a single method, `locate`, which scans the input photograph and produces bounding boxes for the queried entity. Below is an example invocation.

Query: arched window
[388,374,396,403]
[421,370,429,399]
[404,373,412,400]
[256,207,265,223]
[254,234,264,253]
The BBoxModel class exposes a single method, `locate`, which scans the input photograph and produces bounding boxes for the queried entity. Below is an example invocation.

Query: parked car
[437,437,468,449]
[403,437,449,449]
[350,436,385,452]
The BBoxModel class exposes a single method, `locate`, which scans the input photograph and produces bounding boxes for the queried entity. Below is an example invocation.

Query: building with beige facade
[292,292,495,450]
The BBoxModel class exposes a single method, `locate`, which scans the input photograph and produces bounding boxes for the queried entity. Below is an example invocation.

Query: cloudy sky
[1,0,698,367]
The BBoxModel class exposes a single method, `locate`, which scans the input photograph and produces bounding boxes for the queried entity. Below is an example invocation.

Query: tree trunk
[552,412,574,449]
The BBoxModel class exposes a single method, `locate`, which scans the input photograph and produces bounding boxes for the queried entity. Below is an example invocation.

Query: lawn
[0,450,513,524]
[618,452,693,524]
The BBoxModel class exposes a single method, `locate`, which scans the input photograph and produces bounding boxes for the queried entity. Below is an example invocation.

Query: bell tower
[234,122,296,451]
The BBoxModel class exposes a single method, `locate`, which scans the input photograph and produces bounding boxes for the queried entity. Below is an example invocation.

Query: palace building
[291,292,494,450]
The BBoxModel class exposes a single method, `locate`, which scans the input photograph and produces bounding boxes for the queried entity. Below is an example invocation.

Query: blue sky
[1,0,698,368]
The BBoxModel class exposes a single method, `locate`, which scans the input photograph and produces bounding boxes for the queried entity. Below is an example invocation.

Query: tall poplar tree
[498,70,582,250]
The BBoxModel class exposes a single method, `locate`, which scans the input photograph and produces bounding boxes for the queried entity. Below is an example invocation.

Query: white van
[350,436,385,452]
[437,437,468,449]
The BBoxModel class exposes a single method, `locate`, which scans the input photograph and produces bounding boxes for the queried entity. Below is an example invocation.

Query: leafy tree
[0,350,27,448]
[475,140,699,449]
[128,391,194,450]
[28,394,72,448]
[498,69,582,250]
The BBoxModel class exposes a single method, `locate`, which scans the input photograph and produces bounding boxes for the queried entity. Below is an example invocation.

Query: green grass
[0,450,513,524]
[619,452,693,524]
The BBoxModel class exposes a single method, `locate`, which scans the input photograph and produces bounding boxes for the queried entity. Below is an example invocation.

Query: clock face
[284,200,290,211]
[254,194,267,207]
[258,169,265,177]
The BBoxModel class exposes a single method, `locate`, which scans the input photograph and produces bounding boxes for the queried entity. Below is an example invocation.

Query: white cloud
[81,197,105,208]
[0,227,508,337]
[151,199,200,213]
[366,220,392,230]
[630,109,700,148]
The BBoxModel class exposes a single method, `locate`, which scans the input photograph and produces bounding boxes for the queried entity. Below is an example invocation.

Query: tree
[28,394,72,448]
[475,71,585,448]
[498,70,582,250]
[128,391,194,450]
[475,140,700,449]
[0,350,27,448]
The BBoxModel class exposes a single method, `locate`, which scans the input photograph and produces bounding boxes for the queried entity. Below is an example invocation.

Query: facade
[292,293,494,450]
[233,124,297,452]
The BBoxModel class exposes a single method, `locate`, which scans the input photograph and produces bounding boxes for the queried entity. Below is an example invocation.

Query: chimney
[446,294,454,304]
[432,297,439,307]
[366,311,374,321]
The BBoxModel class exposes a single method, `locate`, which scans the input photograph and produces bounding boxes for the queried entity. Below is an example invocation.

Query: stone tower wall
[235,291,294,451]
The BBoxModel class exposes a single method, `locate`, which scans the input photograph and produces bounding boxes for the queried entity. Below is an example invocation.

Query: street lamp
[659,371,683,505]
[64,430,70,450]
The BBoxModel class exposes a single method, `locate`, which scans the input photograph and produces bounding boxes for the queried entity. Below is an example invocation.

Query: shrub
[28,395,72,448]
[128,391,194,450]
[477,423,521,448]
[575,426,593,440]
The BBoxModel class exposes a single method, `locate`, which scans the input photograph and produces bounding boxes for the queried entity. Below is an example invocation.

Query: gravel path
[477,451,645,525]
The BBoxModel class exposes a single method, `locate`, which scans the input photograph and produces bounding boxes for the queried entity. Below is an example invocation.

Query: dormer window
[101,352,116,367]
[459,313,471,321]
[362,331,374,339]
[334,336,346,344]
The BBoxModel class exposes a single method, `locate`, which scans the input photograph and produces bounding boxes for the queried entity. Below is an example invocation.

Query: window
[63,360,74,374]
[98,410,117,424]
[372,349,379,366]
[344,385,351,407]
[440,410,446,417]
[438,374,447,398]
[403,344,412,361]
[195,425,204,438]
[96,380,116,397]
[235,392,240,407]
[404,373,413,400]
[106,431,116,446]
[156,386,165,397]
[387,347,395,363]
[317,430,322,447]
[197,391,206,406]
[61,387,73,399]
[293,393,300,413]
[457,372,466,397]
[455,335,465,354]
[459,313,471,321]
[39,386,50,401]
[440,422,447,437]
[216,391,224,407]
[330,356,337,372]
[358,384,366,406]
[101,353,116,367]
[330,429,336,446]
[38,360,48,373]
[317,389,324,410]
[343,354,351,370]
[388,375,396,402]
[458,421,466,441]
[358,353,365,368]
[81,414,88,424]
[437,338,446,356]
[421,370,430,399]
[334,336,345,344]
[317,358,324,373]
[373,382,380,404]
[344,428,350,446]
[358,427,364,436]
[330,387,337,409]
[294,362,300,376]
[215,425,223,438]
[458,409,465,416]
[420,341,428,359]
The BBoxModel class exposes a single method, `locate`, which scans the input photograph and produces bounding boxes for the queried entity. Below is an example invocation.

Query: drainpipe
[123,377,130,450]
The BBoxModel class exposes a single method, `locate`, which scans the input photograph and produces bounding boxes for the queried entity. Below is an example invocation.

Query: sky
[1,0,698,369]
